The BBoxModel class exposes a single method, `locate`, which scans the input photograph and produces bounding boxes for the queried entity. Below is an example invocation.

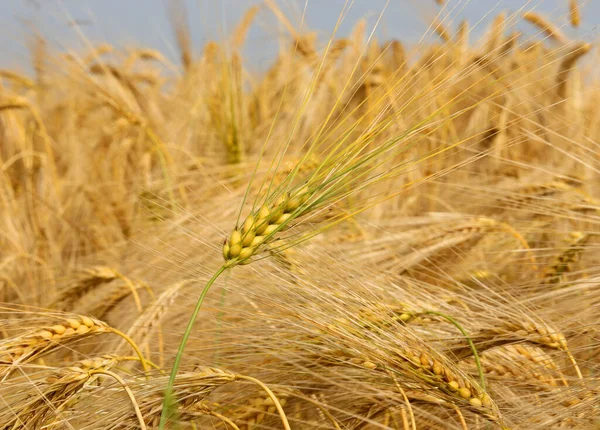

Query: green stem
[158,265,226,429]
[423,311,486,391]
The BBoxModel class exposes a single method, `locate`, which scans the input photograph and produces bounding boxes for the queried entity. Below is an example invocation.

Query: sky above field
[1,0,599,73]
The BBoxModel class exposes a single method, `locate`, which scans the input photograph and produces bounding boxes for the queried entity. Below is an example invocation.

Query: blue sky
[1,1,598,73]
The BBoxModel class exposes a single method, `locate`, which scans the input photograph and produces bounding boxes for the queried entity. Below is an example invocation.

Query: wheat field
[0,1,599,429]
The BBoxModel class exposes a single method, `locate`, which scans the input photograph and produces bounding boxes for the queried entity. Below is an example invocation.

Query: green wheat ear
[223,185,310,267]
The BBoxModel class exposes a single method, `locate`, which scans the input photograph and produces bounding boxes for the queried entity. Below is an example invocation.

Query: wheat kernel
[251,236,265,247]
[470,397,483,407]
[263,224,280,236]
[51,325,66,334]
[242,230,256,247]
[275,213,292,225]
[76,325,90,334]
[458,387,471,399]
[363,361,377,369]
[230,230,242,246]
[243,216,255,233]
[81,316,95,327]
[66,319,81,329]
[239,247,254,260]
[38,330,53,340]
[399,313,412,322]
[229,244,242,258]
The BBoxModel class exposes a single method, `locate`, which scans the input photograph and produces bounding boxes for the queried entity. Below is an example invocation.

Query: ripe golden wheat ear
[0,312,149,377]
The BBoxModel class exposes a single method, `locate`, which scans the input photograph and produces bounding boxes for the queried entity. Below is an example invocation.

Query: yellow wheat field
[0,1,599,429]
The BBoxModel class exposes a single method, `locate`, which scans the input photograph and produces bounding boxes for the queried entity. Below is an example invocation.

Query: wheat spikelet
[523,12,568,44]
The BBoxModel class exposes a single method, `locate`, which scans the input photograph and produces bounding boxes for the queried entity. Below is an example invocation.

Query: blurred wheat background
[0,0,599,429]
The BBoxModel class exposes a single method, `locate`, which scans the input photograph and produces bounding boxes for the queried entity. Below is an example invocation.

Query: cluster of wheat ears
[0,0,599,428]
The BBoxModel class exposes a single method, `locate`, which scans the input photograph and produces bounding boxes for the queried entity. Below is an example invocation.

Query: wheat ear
[160,185,312,425]
[523,12,568,44]
[569,0,581,28]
